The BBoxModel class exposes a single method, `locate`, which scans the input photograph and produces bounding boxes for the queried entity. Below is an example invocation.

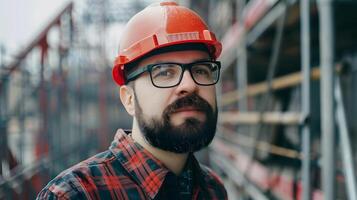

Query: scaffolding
[1,0,357,199]
[0,0,140,198]
[192,0,357,199]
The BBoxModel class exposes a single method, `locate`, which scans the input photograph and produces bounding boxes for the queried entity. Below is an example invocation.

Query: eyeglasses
[126,60,221,88]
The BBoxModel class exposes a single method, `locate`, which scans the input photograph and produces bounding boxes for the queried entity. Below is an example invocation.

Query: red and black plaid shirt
[36,129,227,200]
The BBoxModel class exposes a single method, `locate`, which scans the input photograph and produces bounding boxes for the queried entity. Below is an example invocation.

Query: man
[37,2,227,199]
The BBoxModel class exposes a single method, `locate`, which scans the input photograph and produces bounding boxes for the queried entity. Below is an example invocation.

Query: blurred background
[1,0,357,199]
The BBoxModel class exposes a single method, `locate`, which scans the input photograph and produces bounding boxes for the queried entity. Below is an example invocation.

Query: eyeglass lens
[150,62,219,87]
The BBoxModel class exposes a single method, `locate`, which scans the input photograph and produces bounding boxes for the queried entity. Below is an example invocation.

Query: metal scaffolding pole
[318,0,335,199]
[335,77,357,200]
[0,77,8,176]
[300,0,311,199]
[236,0,247,111]
[211,150,269,200]
[0,46,6,176]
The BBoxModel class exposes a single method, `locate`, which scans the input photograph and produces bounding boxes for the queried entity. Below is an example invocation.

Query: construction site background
[1,0,357,199]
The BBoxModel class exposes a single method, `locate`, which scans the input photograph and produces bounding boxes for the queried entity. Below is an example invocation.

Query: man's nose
[175,70,198,95]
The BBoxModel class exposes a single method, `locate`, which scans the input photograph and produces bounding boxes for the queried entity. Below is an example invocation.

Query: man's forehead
[138,50,210,66]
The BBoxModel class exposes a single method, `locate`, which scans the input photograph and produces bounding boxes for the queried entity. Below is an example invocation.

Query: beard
[135,93,218,153]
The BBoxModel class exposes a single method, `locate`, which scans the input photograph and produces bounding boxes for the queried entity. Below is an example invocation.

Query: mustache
[164,93,213,115]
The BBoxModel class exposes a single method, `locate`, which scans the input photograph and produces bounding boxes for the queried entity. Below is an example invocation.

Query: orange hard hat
[112,1,222,86]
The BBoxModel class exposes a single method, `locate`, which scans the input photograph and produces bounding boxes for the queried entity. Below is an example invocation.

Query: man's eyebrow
[193,58,213,62]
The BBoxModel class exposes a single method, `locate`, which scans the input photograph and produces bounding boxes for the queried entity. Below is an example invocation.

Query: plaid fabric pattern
[36,129,227,200]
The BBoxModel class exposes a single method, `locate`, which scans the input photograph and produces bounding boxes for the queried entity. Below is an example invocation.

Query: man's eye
[152,67,178,79]
[193,66,211,76]
[195,69,209,75]
[156,70,172,77]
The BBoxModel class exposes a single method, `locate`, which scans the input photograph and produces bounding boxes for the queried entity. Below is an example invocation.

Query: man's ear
[119,85,135,116]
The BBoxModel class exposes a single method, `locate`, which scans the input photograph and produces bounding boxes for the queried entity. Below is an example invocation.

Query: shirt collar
[109,129,169,199]
[109,129,211,199]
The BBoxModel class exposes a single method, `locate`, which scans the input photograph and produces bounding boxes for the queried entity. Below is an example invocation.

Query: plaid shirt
[36,129,227,200]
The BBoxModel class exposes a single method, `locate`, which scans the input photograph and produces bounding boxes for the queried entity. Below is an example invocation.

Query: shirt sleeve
[36,188,63,200]
[35,173,90,200]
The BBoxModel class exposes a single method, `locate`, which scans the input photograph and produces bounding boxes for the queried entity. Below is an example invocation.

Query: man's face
[132,50,218,153]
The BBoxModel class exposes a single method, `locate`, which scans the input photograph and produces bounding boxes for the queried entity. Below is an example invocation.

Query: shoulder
[199,164,228,200]
[36,174,83,200]
[36,150,127,199]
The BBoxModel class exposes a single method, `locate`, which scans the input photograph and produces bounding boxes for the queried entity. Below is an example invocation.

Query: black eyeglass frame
[125,60,221,88]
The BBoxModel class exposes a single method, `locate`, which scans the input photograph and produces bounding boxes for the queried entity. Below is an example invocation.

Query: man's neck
[131,124,189,175]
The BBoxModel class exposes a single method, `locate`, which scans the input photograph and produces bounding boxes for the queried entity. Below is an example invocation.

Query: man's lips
[172,107,204,117]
